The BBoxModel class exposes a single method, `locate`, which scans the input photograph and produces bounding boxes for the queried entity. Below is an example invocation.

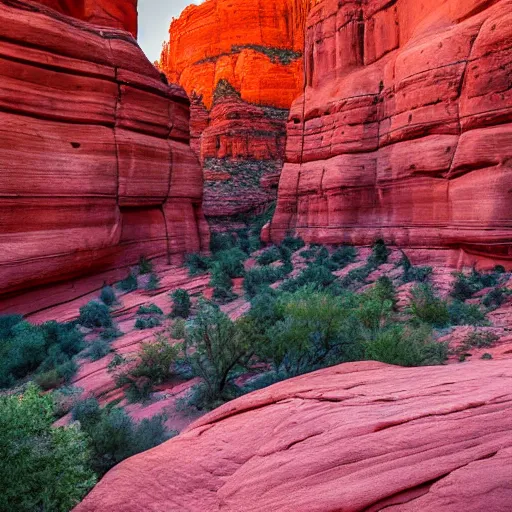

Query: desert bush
[117,271,138,292]
[170,289,191,319]
[257,246,282,265]
[370,276,397,309]
[368,239,390,267]
[331,245,357,268]
[210,264,237,304]
[280,235,305,252]
[138,256,153,275]
[86,340,112,361]
[1,384,96,511]
[409,284,450,327]
[134,317,162,330]
[171,318,186,339]
[213,247,246,278]
[280,263,336,293]
[244,265,287,297]
[459,330,499,351]
[364,324,447,366]
[137,304,163,316]
[78,301,113,329]
[185,253,212,276]
[100,327,123,341]
[483,288,509,309]
[145,273,160,291]
[100,285,117,306]
[210,232,237,253]
[448,300,488,326]
[451,269,501,301]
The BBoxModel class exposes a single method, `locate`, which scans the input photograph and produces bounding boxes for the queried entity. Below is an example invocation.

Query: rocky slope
[268,0,512,268]
[159,0,308,226]
[0,0,209,302]
[75,358,512,511]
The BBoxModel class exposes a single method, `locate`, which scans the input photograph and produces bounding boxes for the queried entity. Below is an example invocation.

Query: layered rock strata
[75,359,512,511]
[159,0,308,225]
[0,0,209,298]
[269,0,512,266]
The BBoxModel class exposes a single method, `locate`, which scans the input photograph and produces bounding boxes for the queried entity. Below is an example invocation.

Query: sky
[138,0,203,63]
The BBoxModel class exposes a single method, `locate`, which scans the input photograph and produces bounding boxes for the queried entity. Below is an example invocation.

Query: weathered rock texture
[269,0,512,267]
[75,359,512,511]
[0,0,209,298]
[36,0,137,36]
[159,0,308,224]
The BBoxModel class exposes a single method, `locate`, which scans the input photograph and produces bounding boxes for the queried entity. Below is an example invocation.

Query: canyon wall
[36,0,137,36]
[159,0,308,226]
[0,0,209,299]
[268,0,512,266]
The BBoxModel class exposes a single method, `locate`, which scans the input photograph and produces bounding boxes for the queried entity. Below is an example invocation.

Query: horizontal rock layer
[269,0,512,266]
[75,359,512,511]
[0,0,209,298]
[159,0,309,224]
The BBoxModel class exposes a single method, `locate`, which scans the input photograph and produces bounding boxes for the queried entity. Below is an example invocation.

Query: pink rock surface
[75,359,512,511]
[269,0,512,268]
[0,0,209,302]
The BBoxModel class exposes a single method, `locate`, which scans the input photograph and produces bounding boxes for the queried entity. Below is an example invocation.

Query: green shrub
[210,264,237,304]
[370,276,397,309]
[117,271,138,292]
[100,327,123,341]
[71,399,172,475]
[100,285,117,306]
[409,284,450,327]
[138,256,153,275]
[364,324,447,367]
[210,232,236,253]
[34,369,62,391]
[481,353,493,360]
[185,253,211,276]
[331,245,357,268]
[451,269,501,301]
[280,263,336,293]
[170,289,191,319]
[182,300,254,406]
[87,340,112,361]
[494,265,506,274]
[448,300,488,326]
[71,397,102,429]
[137,304,163,316]
[483,288,509,309]
[171,318,186,339]
[1,384,96,511]
[145,273,160,291]
[400,253,433,283]
[78,301,113,329]
[257,246,282,265]
[280,235,305,252]
[0,314,23,339]
[244,265,287,297]
[340,264,374,287]
[459,330,499,351]
[41,321,85,357]
[135,317,162,330]
[213,247,246,278]
[368,239,390,267]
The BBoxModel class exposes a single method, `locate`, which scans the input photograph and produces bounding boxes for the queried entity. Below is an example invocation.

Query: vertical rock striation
[159,0,309,227]
[0,0,209,298]
[269,0,512,267]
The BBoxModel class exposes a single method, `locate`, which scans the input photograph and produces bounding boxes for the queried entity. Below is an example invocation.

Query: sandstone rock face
[36,0,137,36]
[75,359,512,511]
[0,0,209,298]
[269,0,512,267]
[159,0,308,225]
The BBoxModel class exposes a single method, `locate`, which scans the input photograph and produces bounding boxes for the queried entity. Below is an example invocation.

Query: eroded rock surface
[269,0,512,268]
[0,0,209,300]
[159,0,308,225]
[75,359,512,511]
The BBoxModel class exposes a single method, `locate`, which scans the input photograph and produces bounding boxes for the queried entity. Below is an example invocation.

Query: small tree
[100,285,117,306]
[183,300,253,405]
[170,289,191,319]
[78,301,113,329]
[210,264,237,304]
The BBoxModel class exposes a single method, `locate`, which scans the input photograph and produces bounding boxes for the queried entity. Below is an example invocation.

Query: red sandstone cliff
[159,0,308,225]
[268,0,512,267]
[75,359,512,511]
[0,0,209,298]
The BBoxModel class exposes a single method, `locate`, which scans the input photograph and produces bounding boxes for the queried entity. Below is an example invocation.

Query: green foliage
[210,264,237,304]
[483,288,509,309]
[134,317,162,330]
[185,253,211,276]
[213,247,247,278]
[71,398,173,475]
[100,327,123,341]
[244,265,288,297]
[340,264,374,287]
[409,284,450,327]
[460,330,499,351]
[210,232,237,253]
[86,340,112,361]
[0,384,96,511]
[170,289,191,319]
[78,301,113,329]
[117,271,138,292]
[171,318,186,339]
[481,353,493,360]
[280,263,336,293]
[400,252,432,283]
[0,318,83,389]
[494,265,506,274]
[451,269,501,301]
[182,300,254,407]
[370,276,397,309]
[137,304,163,316]
[100,285,117,307]
[138,256,153,275]
[448,300,488,326]
[0,314,24,339]
[257,246,282,265]
[364,324,447,367]
[145,273,160,291]
[368,239,390,267]
[331,245,357,268]
[280,235,306,252]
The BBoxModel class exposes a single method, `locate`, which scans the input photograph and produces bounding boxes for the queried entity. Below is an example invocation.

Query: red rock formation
[159,0,308,225]
[0,0,209,299]
[36,0,137,36]
[269,0,512,267]
[75,359,512,511]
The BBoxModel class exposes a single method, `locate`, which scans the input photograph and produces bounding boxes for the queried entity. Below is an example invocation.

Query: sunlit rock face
[0,0,209,298]
[159,0,309,227]
[75,359,512,511]
[269,0,512,268]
